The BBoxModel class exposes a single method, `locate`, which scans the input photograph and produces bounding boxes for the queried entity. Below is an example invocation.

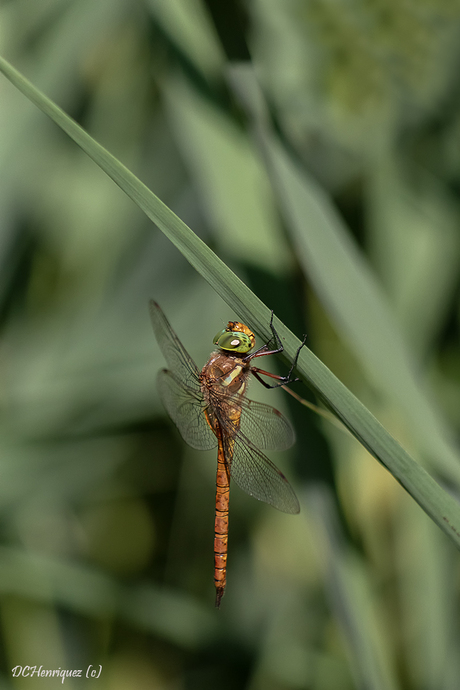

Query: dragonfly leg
[252,368,298,389]
[251,331,307,389]
[242,311,283,361]
[260,310,283,355]
[245,312,307,368]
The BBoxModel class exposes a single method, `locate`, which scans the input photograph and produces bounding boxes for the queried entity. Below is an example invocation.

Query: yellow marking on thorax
[221,365,243,387]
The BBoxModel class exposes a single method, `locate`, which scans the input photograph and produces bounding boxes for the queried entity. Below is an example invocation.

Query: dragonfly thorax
[200,350,251,397]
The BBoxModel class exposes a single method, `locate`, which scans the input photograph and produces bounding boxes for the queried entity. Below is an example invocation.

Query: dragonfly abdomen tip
[215,587,225,608]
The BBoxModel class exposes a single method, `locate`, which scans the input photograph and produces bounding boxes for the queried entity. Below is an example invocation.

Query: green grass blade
[0,55,260,326]
[1,55,460,549]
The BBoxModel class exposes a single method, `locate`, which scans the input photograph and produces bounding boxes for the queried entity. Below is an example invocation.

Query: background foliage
[1,0,460,688]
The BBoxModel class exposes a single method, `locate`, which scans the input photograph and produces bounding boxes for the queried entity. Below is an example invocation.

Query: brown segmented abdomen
[214,428,230,608]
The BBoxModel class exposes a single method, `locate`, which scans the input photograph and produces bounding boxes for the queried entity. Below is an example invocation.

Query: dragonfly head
[213,321,255,354]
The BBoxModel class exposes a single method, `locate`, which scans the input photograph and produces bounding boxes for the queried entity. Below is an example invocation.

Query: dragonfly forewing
[158,370,217,451]
[150,301,201,391]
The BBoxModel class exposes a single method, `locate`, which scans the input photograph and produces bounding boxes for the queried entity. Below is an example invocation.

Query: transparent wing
[223,432,300,514]
[158,370,217,451]
[237,398,295,451]
[207,390,294,452]
[150,301,201,392]
[150,301,297,509]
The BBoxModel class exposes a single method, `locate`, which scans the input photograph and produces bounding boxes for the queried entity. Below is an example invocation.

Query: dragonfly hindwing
[158,370,217,450]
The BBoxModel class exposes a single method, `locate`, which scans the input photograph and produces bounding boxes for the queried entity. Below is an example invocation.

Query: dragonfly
[150,301,305,607]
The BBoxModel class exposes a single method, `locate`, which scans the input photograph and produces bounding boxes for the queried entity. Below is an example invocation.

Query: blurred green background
[1,0,460,688]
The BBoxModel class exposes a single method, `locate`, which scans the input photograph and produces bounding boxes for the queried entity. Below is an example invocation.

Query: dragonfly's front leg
[251,332,307,390]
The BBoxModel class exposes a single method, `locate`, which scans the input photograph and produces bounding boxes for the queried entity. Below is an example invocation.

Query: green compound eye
[213,329,226,346]
[213,331,253,353]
